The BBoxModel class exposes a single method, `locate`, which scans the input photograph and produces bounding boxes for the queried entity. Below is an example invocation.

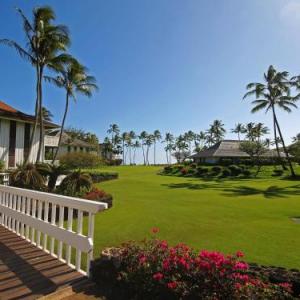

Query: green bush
[190,163,197,169]
[59,152,102,169]
[196,167,209,176]
[228,165,242,176]
[87,171,118,183]
[163,166,172,173]
[0,160,5,171]
[221,168,231,177]
[57,171,92,197]
[211,166,222,175]
[242,169,252,177]
[272,169,284,177]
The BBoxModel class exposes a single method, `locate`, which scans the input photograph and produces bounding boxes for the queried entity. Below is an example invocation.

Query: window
[9,121,16,167]
[80,147,83,152]
[24,123,30,161]
[67,146,71,153]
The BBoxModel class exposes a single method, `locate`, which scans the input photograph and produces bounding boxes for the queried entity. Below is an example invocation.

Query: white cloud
[280,1,300,29]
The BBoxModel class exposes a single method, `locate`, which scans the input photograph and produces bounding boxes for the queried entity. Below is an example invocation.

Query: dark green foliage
[0,160,5,171]
[196,167,209,176]
[272,169,284,177]
[228,165,242,176]
[163,166,172,173]
[211,166,222,175]
[221,168,232,177]
[86,171,118,183]
[10,164,46,191]
[57,170,92,197]
[59,152,102,169]
[242,169,252,177]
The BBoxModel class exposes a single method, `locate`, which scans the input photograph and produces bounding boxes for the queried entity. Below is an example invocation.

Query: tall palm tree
[244,122,256,141]
[139,131,148,165]
[45,59,98,163]
[163,132,174,164]
[253,123,269,141]
[1,6,70,163]
[128,131,136,165]
[184,130,195,154]
[145,134,154,165]
[211,120,226,142]
[133,140,140,164]
[231,123,245,141]
[107,124,120,146]
[243,65,297,176]
[121,132,129,165]
[153,130,161,165]
[292,133,300,143]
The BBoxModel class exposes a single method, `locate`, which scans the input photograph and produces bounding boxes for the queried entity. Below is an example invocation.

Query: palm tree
[197,131,206,150]
[211,120,226,142]
[1,6,70,163]
[184,130,195,154]
[128,131,136,165]
[231,123,245,141]
[45,58,98,163]
[243,65,297,176]
[153,130,161,165]
[244,122,256,141]
[145,134,154,165]
[107,124,120,145]
[133,140,140,164]
[121,132,129,165]
[253,123,269,141]
[163,132,174,164]
[139,131,148,165]
[42,107,53,122]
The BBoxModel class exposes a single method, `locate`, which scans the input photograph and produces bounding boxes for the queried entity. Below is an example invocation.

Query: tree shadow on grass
[161,182,230,190]
[222,184,300,198]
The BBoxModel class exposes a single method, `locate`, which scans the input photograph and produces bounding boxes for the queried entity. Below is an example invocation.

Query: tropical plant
[244,122,256,141]
[231,123,245,141]
[253,122,269,141]
[163,132,174,164]
[57,170,92,197]
[292,133,300,143]
[10,163,46,191]
[107,124,120,145]
[36,163,69,191]
[128,131,136,165]
[210,119,226,143]
[153,130,161,165]
[59,152,102,169]
[133,140,140,164]
[1,6,70,163]
[184,130,195,153]
[45,58,98,162]
[145,134,154,165]
[243,65,297,176]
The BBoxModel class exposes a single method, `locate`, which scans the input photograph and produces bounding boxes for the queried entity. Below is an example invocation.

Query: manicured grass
[90,165,300,269]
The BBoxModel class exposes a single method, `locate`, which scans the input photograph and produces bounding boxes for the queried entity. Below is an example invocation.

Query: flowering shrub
[180,168,188,175]
[83,187,113,208]
[110,230,294,299]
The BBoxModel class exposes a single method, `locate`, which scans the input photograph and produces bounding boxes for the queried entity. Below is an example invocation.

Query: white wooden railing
[0,185,107,276]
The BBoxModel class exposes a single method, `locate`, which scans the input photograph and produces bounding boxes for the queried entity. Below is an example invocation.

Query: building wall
[28,126,41,163]
[0,119,10,168]
[15,122,25,166]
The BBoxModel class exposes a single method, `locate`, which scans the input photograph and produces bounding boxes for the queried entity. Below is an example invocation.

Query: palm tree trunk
[52,92,69,163]
[141,144,146,165]
[271,105,285,171]
[26,64,40,164]
[36,66,44,163]
[154,141,156,165]
[122,141,125,165]
[274,114,296,177]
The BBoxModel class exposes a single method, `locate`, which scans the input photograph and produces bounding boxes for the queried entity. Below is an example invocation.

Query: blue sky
[1,0,300,163]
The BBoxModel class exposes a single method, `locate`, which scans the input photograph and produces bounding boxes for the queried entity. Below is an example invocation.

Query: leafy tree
[121,132,129,165]
[1,6,70,162]
[184,130,195,153]
[45,58,98,162]
[42,107,53,122]
[128,131,136,165]
[163,132,174,164]
[139,131,148,165]
[133,140,141,164]
[145,134,154,165]
[243,65,297,176]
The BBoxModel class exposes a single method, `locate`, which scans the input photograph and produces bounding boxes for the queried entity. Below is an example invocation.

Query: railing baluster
[8,193,12,230]
[50,203,56,255]
[25,197,31,240]
[58,205,64,260]
[0,191,2,225]
[86,212,95,276]
[76,210,83,271]
[31,199,37,244]
[66,207,73,265]
[43,201,49,251]
[36,200,43,247]
[16,195,21,235]
[20,196,25,237]
[12,194,17,232]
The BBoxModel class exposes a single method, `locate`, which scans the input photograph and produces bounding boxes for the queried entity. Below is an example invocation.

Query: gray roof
[190,140,287,159]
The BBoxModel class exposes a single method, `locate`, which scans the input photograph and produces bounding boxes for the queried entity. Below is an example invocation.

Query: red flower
[153,272,164,281]
[167,281,178,289]
[151,227,160,234]
[162,259,170,270]
[139,254,147,264]
[279,282,292,293]
[236,251,244,258]
[160,240,168,249]
[234,262,249,271]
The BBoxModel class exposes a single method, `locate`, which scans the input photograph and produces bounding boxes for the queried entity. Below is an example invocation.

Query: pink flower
[162,259,170,270]
[160,240,168,249]
[234,262,249,271]
[153,272,164,281]
[151,227,159,234]
[279,282,292,292]
[139,254,147,264]
[167,281,177,289]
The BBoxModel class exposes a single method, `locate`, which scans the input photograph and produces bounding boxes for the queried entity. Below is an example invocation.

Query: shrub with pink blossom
[105,230,294,299]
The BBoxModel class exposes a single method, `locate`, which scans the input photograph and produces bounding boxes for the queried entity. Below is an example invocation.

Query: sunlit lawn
[89,165,300,269]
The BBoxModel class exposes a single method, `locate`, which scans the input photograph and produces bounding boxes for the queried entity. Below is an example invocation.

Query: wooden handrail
[0,185,107,276]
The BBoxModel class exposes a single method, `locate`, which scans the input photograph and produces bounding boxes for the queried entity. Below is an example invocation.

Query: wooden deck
[0,225,88,300]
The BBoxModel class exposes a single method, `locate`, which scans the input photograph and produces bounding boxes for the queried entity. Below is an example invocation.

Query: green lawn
[91,165,300,269]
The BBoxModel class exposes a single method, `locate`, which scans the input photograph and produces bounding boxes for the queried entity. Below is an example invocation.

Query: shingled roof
[190,140,287,158]
[0,100,58,128]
